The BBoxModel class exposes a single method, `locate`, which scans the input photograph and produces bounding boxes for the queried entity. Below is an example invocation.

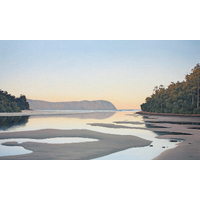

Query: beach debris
[149,145,153,147]
[162,146,165,148]
[170,139,178,142]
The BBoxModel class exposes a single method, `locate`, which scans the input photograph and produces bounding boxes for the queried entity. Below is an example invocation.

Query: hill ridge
[27,99,117,110]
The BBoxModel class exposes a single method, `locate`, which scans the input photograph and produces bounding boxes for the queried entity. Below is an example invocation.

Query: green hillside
[0,90,30,112]
[141,63,200,114]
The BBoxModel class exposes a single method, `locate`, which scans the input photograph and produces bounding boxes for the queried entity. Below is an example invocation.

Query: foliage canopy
[141,64,200,114]
[0,90,30,112]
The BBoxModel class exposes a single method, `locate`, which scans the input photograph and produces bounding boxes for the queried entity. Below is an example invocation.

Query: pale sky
[1,40,200,109]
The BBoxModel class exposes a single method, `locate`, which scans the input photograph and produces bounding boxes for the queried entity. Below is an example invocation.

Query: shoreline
[136,111,200,117]
[136,112,200,160]
[0,109,132,117]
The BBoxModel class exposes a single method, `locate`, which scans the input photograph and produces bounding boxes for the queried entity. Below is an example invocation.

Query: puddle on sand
[0,137,98,157]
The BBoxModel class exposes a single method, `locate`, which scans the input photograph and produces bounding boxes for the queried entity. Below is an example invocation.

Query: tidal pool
[0,137,98,157]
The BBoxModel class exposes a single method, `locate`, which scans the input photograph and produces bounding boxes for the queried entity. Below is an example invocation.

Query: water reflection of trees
[0,116,29,131]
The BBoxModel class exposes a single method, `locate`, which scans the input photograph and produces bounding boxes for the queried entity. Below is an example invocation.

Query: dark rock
[170,139,178,142]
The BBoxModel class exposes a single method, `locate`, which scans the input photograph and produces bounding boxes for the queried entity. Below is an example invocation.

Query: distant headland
[27,99,117,110]
[0,90,29,112]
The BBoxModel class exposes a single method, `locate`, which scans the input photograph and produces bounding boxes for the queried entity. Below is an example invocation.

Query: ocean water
[0,110,181,159]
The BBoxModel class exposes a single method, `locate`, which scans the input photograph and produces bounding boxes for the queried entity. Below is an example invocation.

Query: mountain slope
[27,99,117,110]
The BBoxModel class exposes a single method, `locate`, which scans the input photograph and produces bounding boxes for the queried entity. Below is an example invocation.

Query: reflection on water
[94,139,182,160]
[1,137,99,145]
[30,111,116,120]
[0,116,29,131]
[0,143,32,157]
[58,111,116,119]
[0,110,183,159]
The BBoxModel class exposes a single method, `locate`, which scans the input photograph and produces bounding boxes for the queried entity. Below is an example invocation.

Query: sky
[0,40,200,109]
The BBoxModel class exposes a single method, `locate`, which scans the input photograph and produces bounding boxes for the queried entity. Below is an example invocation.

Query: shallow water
[0,137,98,157]
[0,110,182,159]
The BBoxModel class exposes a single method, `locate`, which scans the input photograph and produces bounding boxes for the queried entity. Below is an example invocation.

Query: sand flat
[89,114,200,160]
[138,114,200,160]
[0,129,152,160]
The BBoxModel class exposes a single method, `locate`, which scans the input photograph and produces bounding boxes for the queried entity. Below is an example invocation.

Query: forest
[0,90,30,112]
[141,63,200,114]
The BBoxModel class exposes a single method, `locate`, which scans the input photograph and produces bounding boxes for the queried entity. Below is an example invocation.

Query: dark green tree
[0,90,30,112]
[141,64,200,114]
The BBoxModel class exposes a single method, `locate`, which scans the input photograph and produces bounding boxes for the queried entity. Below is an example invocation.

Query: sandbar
[0,129,151,160]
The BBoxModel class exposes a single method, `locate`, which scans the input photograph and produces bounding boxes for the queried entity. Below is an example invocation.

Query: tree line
[141,63,200,114]
[0,90,30,112]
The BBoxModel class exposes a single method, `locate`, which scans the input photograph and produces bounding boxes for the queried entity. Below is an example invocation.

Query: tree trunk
[191,89,194,105]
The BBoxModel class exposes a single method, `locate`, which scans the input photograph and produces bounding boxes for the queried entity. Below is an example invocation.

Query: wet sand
[0,129,151,160]
[139,114,200,160]
[89,114,200,160]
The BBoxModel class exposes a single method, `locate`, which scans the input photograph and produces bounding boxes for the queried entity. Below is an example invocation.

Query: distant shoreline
[0,109,137,117]
[136,111,200,117]
[27,99,117,111]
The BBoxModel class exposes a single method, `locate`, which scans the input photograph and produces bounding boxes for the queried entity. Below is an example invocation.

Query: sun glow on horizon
[1,40,200,110]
